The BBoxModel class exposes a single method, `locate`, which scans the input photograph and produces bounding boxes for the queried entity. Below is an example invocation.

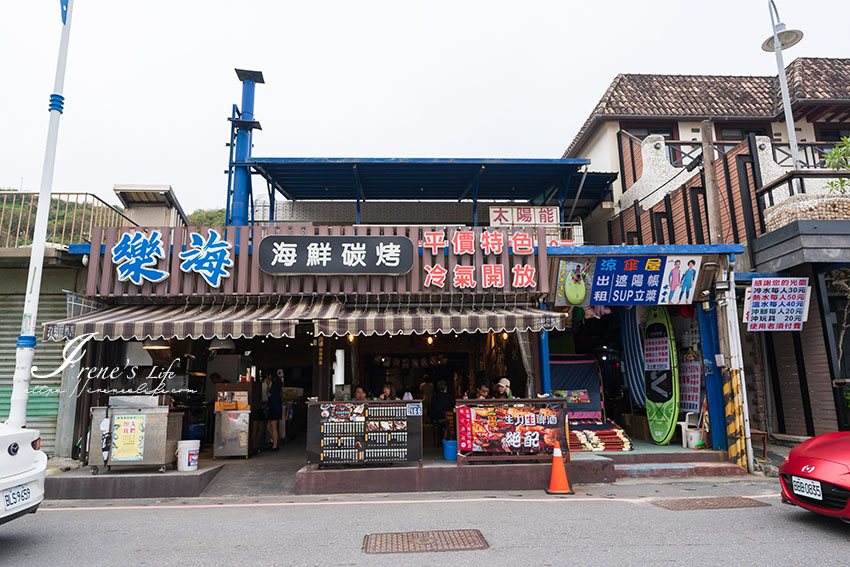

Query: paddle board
[643,306,679,445]
[619,307,645,408]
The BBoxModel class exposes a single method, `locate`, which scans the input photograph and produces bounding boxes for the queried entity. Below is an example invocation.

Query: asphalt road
[2,477,847,567]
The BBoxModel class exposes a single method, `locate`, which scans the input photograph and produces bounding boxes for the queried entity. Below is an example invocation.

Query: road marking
[41,493,780,513]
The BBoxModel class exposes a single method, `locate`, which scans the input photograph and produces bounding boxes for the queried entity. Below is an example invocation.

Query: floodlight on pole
[6,0,75,427]
[762,0,804,171]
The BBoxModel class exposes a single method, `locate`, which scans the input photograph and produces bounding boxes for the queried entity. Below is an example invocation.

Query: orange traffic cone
[545,441,574,495]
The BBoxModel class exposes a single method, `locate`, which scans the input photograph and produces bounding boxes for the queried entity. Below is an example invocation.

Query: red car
[779,432,850,523]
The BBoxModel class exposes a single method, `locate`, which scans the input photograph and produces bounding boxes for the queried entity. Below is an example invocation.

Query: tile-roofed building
[564,57,850,158]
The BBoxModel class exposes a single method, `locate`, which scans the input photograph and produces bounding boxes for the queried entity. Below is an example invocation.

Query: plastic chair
[676,412,700,448]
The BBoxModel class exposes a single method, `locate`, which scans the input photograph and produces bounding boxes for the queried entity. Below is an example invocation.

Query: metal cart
[88,400,184,475]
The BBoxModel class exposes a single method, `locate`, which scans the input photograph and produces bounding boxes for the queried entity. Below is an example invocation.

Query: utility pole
[6,0,74,427]
[700,120,724,245]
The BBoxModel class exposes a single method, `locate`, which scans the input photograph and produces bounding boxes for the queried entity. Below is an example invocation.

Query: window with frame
[716,123,771,141]
[815,123,850,142]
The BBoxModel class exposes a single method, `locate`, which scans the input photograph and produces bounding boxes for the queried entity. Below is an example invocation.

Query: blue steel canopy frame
[244,157,616,227]
[223,68,616,226]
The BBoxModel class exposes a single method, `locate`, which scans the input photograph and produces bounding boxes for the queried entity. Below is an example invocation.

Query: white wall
[573,121,623,201]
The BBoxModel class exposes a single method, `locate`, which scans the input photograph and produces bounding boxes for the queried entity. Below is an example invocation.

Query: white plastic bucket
[177,440,200,471]
[686,430,702,449]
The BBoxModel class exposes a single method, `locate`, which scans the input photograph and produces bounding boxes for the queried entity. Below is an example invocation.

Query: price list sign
[306,402,422,466]
[644,337,671,371]
[747,278,809,332]
[679,361,702,413]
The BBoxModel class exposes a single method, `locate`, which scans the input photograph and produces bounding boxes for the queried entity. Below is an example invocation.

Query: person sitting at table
[493,377,513,399]
[475,382,490,399]
[430,380,455,440]
[378,381,399,400]
[353,385,368,401]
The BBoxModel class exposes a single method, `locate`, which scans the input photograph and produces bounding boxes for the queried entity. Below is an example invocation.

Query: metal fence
[771,142,837,168]
[0,192,135,248]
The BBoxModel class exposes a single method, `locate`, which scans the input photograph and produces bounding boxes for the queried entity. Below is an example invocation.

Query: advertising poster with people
[659,256,701,305]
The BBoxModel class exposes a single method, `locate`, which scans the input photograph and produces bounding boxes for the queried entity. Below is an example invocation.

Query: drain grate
[653,496,771,511]
[362,529,489,554]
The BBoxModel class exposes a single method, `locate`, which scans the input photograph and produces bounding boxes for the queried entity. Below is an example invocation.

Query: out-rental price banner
[456,405,567,453]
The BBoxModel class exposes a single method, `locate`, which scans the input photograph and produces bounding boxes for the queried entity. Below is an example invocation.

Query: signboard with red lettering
[420,229,538,291]
[456,404,567,453]
[747,278,810,332]
[489,206,559,227]
[679,361,702,413]
[644,337,671,371]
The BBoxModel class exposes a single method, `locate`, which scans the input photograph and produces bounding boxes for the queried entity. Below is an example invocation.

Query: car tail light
[31,438,41,451]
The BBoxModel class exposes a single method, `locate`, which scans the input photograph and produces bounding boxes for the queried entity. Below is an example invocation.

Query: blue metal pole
[697,300,727,451]
[539,305,552,395]
[539,330,551,395]
[230,80,254,226]
[230,70,263,226]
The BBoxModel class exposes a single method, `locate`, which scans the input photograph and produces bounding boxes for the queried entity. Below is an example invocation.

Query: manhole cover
[653,496,771,511]
[362,529,489,554]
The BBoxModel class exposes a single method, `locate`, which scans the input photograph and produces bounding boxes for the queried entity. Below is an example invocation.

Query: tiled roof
[564,57,850,157]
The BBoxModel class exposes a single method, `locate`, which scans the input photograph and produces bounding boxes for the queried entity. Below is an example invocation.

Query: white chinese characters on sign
[178,229,233,288]
[340,242,367,267]
[376,242,401,267]
[271,242,297,267]
[306,242,332,267]
[111,230,169,285]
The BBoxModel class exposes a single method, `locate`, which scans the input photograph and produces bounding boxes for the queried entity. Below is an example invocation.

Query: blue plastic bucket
[442,440,458,461]
[187,424,204,441]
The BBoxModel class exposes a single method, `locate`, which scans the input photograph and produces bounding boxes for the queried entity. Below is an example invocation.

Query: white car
[0,423,46,525]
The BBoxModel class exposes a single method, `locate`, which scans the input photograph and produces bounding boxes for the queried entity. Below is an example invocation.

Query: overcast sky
[1,1,846,214]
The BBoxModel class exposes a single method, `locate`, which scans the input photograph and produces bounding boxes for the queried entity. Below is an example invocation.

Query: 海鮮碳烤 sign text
[257,235,415,275]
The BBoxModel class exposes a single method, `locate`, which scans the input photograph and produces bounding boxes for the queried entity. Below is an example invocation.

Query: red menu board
[456,404,568,453]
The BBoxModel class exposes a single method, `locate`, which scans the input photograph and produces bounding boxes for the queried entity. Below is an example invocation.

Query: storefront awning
[43,297,342,341]
[315,304,567,337]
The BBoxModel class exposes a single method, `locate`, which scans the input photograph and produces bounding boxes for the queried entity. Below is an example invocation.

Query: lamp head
[762,27,803,52]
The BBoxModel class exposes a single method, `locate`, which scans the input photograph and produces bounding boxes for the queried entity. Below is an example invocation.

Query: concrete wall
[124,205,179,227]
[577,121,623,198]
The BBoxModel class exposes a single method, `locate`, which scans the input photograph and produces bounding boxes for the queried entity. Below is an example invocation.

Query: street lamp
[762,0,804,171]
[6,1,75,428]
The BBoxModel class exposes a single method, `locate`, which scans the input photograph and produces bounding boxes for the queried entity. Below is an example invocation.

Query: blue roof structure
[247,157,617,215]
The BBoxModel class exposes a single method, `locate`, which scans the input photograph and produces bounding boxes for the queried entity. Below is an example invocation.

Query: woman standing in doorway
[265,373,283,450]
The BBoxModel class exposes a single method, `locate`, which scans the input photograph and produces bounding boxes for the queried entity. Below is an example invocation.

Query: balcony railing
[617,132,839,193]
[771,142,837,168]
[617,131,739,191]
[755,170,850,234]
[0,192,136,248]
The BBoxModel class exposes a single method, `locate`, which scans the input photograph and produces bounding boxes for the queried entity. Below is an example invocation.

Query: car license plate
[3,483,33,511]
[791,475,822,501]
